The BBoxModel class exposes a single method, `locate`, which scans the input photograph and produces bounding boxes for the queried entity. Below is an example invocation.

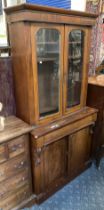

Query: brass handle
[0,171,4,177]
[11,144,23,152]
[14,161,25,169]
[50,124,59,129]
[0,191,5,198]
[35,158,41,166]
[36,148,42,154]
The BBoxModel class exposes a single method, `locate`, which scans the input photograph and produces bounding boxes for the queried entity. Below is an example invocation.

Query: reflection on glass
[36,29,60,118]
[67,30,84,108]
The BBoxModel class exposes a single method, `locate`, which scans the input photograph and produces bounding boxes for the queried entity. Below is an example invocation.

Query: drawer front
[8,135,26,158]
[0,144,7,164]
[0,170,29,200]
[0,154,29,183]
[0,184,32,210]
[44,115,95,144]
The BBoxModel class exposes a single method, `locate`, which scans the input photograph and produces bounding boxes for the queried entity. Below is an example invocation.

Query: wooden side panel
[68,127,91,178]
[31,136,44,195]
[87,84,104,154]
[9,22,36,124]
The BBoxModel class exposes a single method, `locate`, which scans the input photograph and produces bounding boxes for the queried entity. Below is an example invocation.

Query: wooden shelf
[37,42,59,44]
[38,57,57,62]
[68,56,81,60]
[69,41,81,44]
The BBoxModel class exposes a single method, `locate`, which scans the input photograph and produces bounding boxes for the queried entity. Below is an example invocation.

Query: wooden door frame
[63,26,91,115]
[31,23,64,125]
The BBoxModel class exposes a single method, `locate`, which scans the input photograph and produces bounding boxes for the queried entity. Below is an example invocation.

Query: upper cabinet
[5,4,97,125]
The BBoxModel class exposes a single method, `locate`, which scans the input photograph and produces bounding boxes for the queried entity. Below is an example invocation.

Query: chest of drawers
[0,116,33,210]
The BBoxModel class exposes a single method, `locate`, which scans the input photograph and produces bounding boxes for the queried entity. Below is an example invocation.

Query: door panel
[31,24,64,124]
[63,26,90,115]
[68,127,91,177]
[44,137,67,189]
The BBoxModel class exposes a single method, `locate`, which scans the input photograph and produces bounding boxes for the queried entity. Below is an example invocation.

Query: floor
[24,159,104,210]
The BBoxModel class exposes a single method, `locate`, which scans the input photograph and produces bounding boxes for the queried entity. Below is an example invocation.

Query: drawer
[0,154,29,183]
[0,144,7,164]
[0,184,32,210]
[8,135,26,158]
[0,170,29,200]
[44,115,95,145]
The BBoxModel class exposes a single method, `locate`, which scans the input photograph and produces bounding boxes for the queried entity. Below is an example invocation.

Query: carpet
[24,159,104,210]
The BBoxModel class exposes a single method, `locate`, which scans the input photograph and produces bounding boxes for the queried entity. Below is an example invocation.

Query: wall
[86,0,103,74]
[0,0,7,45]
[71,0,86,11]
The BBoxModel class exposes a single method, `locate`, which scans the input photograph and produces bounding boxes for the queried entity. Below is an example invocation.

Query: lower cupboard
[31,108,97,203]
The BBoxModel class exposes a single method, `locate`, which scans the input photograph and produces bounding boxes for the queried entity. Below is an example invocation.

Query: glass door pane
[36,28,60,118]
[67,29,84,108]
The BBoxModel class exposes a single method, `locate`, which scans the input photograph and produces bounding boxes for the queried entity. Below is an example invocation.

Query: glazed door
[68,127,92,178]
[31,25,64,124]
[63,27,90,114]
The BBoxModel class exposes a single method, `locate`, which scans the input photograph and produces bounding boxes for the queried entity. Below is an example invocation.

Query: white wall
[0,0,7,45]
[0,0,87,45]
[71,0,86,11]
[7,0,24,6]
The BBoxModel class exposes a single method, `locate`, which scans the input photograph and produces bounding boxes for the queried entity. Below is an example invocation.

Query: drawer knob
[19,144,23,148]
[50,124,59,129]
[14,161,25,169]
[0,191,5,198]
[24,191,27,195]
[11,146,17,152]
[22,176,26,181]
[35,158,41,166]
[0,171,4,176]
[11,144,23,152]
[36,148,42,154]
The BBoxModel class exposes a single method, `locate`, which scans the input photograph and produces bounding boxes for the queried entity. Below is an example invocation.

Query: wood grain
[31,107,98,138]
[0,116,33,144]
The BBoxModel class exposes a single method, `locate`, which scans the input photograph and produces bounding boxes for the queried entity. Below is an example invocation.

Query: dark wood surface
[87,77,104,157]
[68,127,92,178]
[31,109,97,202]
[4,4,97,27]
[0,57,15,117]
[31,107,98,138]
[4,3,98,18]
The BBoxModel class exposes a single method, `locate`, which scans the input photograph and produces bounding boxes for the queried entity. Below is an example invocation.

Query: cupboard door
[31,25,64,124]
[32,137,67,195]
[43,138,67,189]
[63,26,90,114]
[68,127,91,178]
